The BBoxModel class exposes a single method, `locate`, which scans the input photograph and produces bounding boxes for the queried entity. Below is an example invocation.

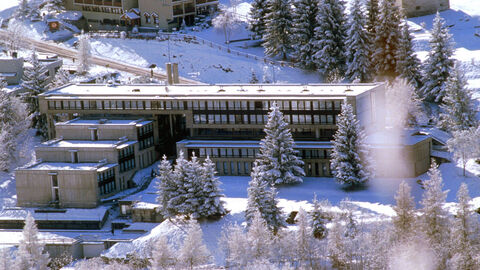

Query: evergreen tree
[372,0,402,79]
[419,161,450,269]
[247,211,273,261]
[0,248,13,270]
[331,103,372,187]
[291,0,319,69]
[365,0,379,37]
[15,213,49,270]
[183,154,206,219]
[178,220,212,269]
[150,235,176,270]
[219,223,251,267]
[392,181,416,241]
[77,31,91,75]
[449,183,479,270]
[156,155,176,218]
[447,128,480,177]
[21,50,48,138]
[47,69,70,90]
[197,156,227,218]
[246,162,285,233]
[439,64,477,131]
[44,0,65,14]
[310,194,329,239]
[257,102,304,185]
[15,0,32,20]
[345,0,372,82]
[166,152,191,217]
[420,12,455,103]
[249,0,269,40]
[327,215,349,268]
[313,0,347,82]
[263,0,292,60]
[396,22,422,90]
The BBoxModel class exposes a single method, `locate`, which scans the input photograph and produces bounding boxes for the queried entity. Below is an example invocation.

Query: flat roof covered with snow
[365,129,431,147]
[17,162,117,171]
[38,139,136,149]
[178,139,332,149]
[41,83,384,100]
[57,118,152,127]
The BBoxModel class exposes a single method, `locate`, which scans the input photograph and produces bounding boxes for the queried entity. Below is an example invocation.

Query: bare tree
[212,8,240,45]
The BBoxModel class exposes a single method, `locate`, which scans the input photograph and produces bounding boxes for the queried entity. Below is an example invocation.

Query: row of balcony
[74,0,122,7]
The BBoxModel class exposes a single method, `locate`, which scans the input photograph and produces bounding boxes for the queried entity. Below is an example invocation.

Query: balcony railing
[104,0,112,5]
[113,0,122,7]
[84,0,93,4]
[94,0,103,5]
[173,8,183,16]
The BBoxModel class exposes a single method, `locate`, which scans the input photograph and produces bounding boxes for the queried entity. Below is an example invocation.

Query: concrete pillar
[166,63,173,85]
[172,63,179,84]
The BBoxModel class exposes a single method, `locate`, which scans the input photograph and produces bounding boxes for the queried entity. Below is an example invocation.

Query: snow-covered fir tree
[365,0,379,37]
[447,128,480,177]
[219,223,251,267]
[0,126,17,172]
[43,0,65,14]
[249,0,268,40]
[77,31,91,75]
[449,183,479,270]
[47,69,70,90]
[257,102,304,185]
[419,160,450,269]
[291,0,319,69]
[372,0,402,79]
[178,220,212,269]
[197,156,227,218]
[263,0,292,60]
[345,0,372,83]
[396,22,422,90]
[310,194,329,239]
[439,63,477,131]
[150,235,176,270]
[164,152,190,218]
[392,181,416,241]
[313,0,347,82]
[155,155,176,218]
[14,213,49,270]
[245,162,285,233]
[183,154,207,219]
[15,0,32,20]
[331,103,372,187]
[340,199,359,239]
[247,211,273,261]
[420,12,455,103]
[387,79,424,127]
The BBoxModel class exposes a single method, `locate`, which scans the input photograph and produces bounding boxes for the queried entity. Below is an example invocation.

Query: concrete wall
[16,170,100,208]
[56,125,138,141]
[0,58,23,85]
[35,146,118,163]
[397,0,449,17]
[132,207,163,222]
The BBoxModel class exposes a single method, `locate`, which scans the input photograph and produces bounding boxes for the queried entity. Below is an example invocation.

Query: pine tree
[420,12,455,103]
[396,22,422,90]
[183,154,206,219]
[249,0,268,40]
[439,64,477,131]
[246,162,285,233]
[449,183,479,270]
[327,215,349,268]
[0,248,13,270]
[0,125,17,171]
[345,0,372,83]
[247,211,273,261]
[419,161,450,269]
[263,0,292,60]
[447,128,479,177]
[166,152,190,218]
[386,79,424,128]
[257,102,304,185]
[15,213,49,270]
[392,181,416,241]
[198,156,227,218]
[372,0,402,79]
[178,220,212,269]
[156,155,176,218]
[331,103,372,187]
[151,235,176,270]
[15,0,32,20]
[313,0,347,82]
[44,0,65,14]
[47,69,70,90]
[365,0,379,37]
[77,31,91,75]
[291,0,319,69]
[310,194,329,239]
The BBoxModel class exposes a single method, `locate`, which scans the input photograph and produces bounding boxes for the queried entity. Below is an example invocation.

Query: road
[0,30,202,84]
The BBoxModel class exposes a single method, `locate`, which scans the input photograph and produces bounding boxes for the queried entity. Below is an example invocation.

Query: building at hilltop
[64,0,217,31]
[396,0,449,17]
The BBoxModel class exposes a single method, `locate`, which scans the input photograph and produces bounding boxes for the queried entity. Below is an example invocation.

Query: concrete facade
[396,0,449,17]
[0,58,24,85]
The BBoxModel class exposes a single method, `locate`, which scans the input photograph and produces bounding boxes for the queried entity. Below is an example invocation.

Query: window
[50,173,59,202]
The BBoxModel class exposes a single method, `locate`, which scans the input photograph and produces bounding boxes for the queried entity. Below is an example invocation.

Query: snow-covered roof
[57,118,152,127]
[37,139,137,149]
[365,129,431,147]
[133,202,158,209]
[122,12,140,20]
[178,139,333,149]
[18,162,117,171]
[0,72,17,77]
[57,11,83,21]
[0,206,109,221]
[41,83,384,100]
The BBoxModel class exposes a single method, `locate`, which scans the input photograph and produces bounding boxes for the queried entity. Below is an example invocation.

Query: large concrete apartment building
[64,0,218,30]
[15,118,155,208]
[396,0,449,17]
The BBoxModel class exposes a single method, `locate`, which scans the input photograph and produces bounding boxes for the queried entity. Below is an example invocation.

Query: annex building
[396,0,449,17]
[64,0,217,31]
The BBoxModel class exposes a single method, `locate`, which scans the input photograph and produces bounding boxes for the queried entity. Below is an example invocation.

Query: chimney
[166,63,173,85]
[172,62,179,84]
